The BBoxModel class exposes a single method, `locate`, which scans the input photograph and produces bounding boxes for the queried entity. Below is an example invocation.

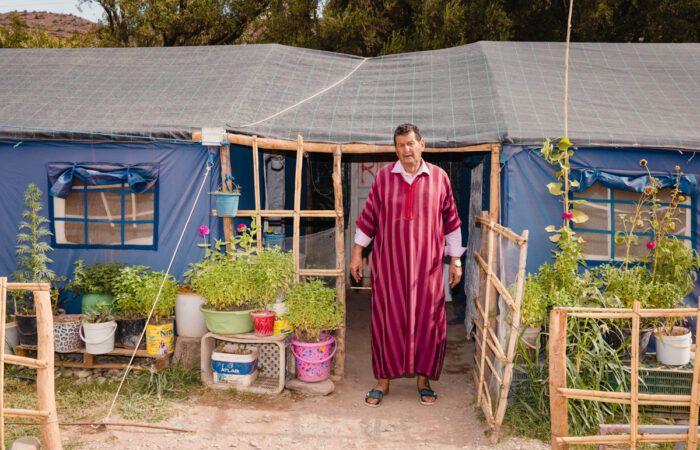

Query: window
[572,183,692,261]
[51,180,157,249]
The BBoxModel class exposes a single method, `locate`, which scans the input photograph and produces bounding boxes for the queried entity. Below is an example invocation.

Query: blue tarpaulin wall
[501,145,700,305]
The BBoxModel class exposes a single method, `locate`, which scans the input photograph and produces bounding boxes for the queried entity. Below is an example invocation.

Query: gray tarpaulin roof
[0,41,699,149]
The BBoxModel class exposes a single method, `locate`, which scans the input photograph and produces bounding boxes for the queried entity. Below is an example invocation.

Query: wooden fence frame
[472,213,529,442]
[549,301,700,449]
[1,279,62,450]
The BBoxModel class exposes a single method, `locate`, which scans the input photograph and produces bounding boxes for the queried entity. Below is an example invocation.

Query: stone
[284,378,335,396]
[10,436,41,450]
[76,370,91,379]
[97,376,107,384]
[173,335,201,369]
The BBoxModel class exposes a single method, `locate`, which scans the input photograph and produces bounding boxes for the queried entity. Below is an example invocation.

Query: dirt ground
[64,291,547,449]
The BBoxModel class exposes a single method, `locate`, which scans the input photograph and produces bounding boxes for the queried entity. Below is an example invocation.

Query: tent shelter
[1,41,699,364]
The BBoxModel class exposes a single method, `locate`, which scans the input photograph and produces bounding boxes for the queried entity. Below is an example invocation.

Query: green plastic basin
[200,306,254,335]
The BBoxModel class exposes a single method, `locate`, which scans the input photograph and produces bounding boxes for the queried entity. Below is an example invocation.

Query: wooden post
[489,144,501,221]
[549,308,569,450]
[252,136,263,252]
[0,277,5,449]
[218,145,235,252]
[630,300,640,449]
[686,299,700,448]
[476,219,495,405]
[293,135,303,283]
[333,144,346,378]
[34,290,62,449]
[491,230,529,442]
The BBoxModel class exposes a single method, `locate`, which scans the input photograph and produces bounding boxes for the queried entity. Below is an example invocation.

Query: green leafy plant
[285,279,343,342]
[81,305,115,324]
[520,275,548,328]
[113,266,177,321]
[248,247,294,307]
[12,183,55,316]
[67,260,125,296]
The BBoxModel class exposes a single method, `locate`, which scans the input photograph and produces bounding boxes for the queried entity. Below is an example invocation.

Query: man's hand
[449,258,462,288]
[350,244,364,283]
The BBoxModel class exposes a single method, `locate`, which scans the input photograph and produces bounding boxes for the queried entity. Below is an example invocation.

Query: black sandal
[418,387,437,406]
[364,388,385,408]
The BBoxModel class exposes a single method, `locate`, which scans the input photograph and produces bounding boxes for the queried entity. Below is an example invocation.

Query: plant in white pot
[80,305,117,355]
[286,279,343,383]
[519,274,547,348]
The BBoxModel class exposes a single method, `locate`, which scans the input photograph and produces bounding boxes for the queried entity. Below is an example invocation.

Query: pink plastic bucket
[290,334,337,382]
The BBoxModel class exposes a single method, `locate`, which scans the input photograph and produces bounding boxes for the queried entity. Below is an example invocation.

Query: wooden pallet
[14,342,172,372]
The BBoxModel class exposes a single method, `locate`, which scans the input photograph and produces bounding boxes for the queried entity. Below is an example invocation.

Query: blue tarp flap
[48,162,159,198]
[571,168,698,196]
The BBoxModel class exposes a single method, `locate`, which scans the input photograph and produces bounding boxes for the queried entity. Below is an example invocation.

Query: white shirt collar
[391,159,430,177]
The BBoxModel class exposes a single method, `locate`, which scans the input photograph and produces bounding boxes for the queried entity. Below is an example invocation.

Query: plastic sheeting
[48,162,159,198]
[571,168,698,196]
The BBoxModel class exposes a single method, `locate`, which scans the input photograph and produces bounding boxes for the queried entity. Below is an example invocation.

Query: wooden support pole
[549,308,569,450]
[252,136,263,252]
[333,144,346,378]
[686,299,700,448]
[0,277,5,449]
[231,210,338,218]
[489,144,501,221]
[218,145,234,252]
[476,221,495,405]
[34,290,62,450]
[3,408,50,419]
[630,300,640,450]
[4,354,49,370]
[293,136,303,283]
[6,283,51,292]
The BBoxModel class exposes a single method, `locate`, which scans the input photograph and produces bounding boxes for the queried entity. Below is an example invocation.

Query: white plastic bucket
[4,321,19,354]
[655,327,692,366]
[175,294,208,338]
[80,321,117,355]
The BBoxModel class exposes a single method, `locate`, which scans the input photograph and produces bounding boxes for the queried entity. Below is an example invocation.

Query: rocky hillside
[0,11,97,37]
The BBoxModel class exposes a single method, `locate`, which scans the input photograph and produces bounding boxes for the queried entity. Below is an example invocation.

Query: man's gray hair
[393,123,422,145]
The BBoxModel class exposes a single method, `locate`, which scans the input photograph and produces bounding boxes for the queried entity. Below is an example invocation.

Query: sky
[0,0,102,22]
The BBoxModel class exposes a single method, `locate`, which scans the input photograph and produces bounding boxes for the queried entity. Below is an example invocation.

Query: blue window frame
[49,179,158,250]
[571,183,694,262]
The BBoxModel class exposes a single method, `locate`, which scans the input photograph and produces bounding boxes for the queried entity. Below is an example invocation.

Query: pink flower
[198,225,210,237]
[647,241,656,250]
[562,211,574,220]
[237,223,247,233]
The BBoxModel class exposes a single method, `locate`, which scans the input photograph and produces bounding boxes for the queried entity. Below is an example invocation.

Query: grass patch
[3,364,201,449]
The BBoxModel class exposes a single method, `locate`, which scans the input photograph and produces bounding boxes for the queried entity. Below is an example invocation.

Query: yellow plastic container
[272,302,292,335]
[146,322,175,355]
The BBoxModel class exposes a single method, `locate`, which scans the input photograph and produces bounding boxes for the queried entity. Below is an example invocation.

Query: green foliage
[520,275,547,328]
[0,13,100,48]
[81,304,115,323]
[113,266,177,320]
[248,247,295,305]
[285,279,342,342]
[67,260,125,296]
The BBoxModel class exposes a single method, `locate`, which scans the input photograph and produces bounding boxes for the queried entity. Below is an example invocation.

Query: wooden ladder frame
[1,278,61,450]
[214,136,347,377]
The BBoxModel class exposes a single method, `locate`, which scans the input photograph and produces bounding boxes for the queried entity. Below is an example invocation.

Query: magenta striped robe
[356,162,461,380]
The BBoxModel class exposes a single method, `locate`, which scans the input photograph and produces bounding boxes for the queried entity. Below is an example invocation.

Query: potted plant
[210,176,242,217]
[67,260,124,314]
[249,246,294,336]
[113,265,178,354]
[175,225,210,338]
[13,184,56,347]
[80,305,117,355]
[286,279,343,382]
[519,275,547,347]
[50,274,83,353]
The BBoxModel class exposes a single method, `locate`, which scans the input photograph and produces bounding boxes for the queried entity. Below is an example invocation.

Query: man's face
[394,131,425,166]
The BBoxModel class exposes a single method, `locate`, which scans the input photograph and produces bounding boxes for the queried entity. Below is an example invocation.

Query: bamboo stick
[492,230,529,442]
[293,136,303,283]
[489,145,500,220]
[252,136,263,252]
[4,354,49,369]
[549,309,569,450]
[568,312,635,319]
[218,145,234,253]
[333,144,346,378]
[34,290,62,449]
[476,224,495,405]
[1,278,5,448]
[487,327,508,363]
[232,210,338,218]
[488,270,516,310]
[298,269,344,277]
[193,131,495,155]
[630,300,640,450]
[474,216,527,245]
[686,301,700,448]
[564,308,700,319]
[558,434,689,445]
[3,408,50,419]
[6,282,50,292]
